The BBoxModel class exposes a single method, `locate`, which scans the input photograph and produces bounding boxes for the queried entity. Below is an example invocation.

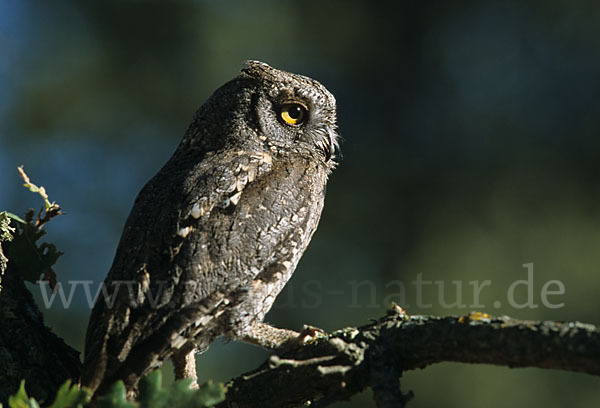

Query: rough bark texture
[219,309,600,408]
[0,241,82,405]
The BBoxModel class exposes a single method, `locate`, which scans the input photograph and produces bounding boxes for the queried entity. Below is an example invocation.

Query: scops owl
[82,61,339,395]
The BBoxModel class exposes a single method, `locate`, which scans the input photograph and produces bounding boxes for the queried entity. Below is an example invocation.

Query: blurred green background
[1,0,600,406]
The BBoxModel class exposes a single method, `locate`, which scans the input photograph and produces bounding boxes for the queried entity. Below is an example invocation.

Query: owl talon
[276,325,328,354]
[295,325,328,346]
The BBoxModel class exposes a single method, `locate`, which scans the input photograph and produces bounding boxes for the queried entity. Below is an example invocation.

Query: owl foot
[297,324,328,345]
[237,322,327,352]
[277,324,329,352]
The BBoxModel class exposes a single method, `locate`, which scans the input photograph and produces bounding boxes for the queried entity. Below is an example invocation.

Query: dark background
[1,0,600,406]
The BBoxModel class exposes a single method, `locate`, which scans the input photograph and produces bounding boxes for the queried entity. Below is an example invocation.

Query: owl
[81,61,339,395]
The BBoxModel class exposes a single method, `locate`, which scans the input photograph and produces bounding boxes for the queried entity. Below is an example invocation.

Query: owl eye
[279,103,307,126]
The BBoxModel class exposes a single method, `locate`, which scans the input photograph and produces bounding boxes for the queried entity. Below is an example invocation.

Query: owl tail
[83,307,213,398]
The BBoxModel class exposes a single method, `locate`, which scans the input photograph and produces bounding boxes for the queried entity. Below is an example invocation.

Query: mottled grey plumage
[82,61,339,395]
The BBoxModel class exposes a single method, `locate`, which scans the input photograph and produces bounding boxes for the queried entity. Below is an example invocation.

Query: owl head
[185,61,340,165]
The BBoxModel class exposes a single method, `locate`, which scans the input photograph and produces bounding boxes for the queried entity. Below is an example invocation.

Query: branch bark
[0,241,82,405]
[219,308,600,408]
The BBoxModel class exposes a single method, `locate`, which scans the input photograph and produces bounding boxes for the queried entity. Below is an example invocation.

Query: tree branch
[0,241,82,405]
[219,309,600,408]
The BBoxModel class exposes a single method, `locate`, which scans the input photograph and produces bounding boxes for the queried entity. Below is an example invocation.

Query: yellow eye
[279,103,307,126]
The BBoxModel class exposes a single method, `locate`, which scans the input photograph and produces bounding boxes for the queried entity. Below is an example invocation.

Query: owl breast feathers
[82,61,339,395]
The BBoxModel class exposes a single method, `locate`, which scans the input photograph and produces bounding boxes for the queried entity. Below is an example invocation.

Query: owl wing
[82,147,303,392]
